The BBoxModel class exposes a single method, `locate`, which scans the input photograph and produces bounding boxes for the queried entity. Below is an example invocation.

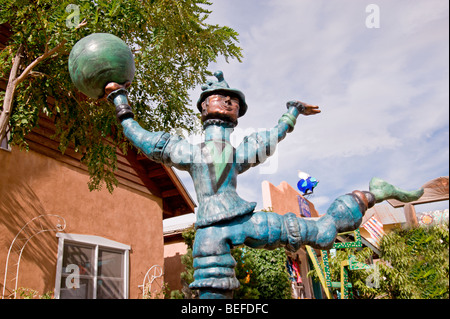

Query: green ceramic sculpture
[370,177,424,203]
[68,33,135,99]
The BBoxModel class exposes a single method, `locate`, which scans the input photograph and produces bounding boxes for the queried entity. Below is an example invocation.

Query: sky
[171,0,449,223]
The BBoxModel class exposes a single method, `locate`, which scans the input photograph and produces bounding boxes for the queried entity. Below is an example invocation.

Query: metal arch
[139,265,164,299]
[2,214,66,299]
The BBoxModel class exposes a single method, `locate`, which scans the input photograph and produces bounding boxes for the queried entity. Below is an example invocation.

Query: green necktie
[204,141,234,191]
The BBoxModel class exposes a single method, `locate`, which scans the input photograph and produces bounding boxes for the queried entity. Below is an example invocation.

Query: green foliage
[172,226,291,299]
[231,247,261,299]
[307,224,449,299]
[0,0,242,192]
[233,247,291,299]
[14,287,53,299]
[376,224,449,299]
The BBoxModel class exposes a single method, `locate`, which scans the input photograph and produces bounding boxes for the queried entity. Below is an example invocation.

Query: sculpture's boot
[297,190,375,250]
[369,177,424,203]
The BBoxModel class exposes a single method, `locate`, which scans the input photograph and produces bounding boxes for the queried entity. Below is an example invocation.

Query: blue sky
[172,0,449,219]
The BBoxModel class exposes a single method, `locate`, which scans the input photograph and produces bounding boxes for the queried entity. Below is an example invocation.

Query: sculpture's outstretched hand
[286,100,321,116]
[104,81,131,99]
[303,103,321,116]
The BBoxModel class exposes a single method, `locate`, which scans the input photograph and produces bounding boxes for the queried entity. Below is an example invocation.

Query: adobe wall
[261,180,319,217]
[164,240,188,293]
[0,146,164,299]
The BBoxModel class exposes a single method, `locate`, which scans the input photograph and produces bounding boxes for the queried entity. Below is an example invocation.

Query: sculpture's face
[201,90,240,124]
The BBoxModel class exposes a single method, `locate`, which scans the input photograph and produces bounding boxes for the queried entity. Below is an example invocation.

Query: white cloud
[180,0,449,215]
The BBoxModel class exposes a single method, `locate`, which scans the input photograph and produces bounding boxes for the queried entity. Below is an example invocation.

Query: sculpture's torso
[121,118,280,228]
[189,139,256,228]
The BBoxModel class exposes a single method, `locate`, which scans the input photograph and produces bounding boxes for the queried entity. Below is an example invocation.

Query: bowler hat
[196,71,247,117]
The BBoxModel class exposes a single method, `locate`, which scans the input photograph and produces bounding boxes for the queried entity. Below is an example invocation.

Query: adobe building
[261,180,321,299]
[162,213,195,294]
[0,24,195,299]
[0,114,195,299]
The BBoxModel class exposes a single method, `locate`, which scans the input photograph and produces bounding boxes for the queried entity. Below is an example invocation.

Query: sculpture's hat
[196,71,247,117]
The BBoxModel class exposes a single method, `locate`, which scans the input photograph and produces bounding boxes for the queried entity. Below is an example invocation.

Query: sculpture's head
[197,71,247,126]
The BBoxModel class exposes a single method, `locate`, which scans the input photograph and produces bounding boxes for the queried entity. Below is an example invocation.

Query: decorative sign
[306,229,371,299]
[305,246,332,299]
[297,196,311,218]
[417,209,449,226]
[332,229,362,249]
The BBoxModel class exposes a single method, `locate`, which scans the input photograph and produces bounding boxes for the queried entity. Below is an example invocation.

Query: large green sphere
[68,33,135,99]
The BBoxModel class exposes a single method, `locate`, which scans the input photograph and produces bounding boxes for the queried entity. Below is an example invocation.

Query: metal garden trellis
[2,214,66,299]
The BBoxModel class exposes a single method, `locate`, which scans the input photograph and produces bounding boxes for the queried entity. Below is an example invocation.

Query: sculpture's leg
[190,180,423,299]
[190,190,376,298]
[243,190,376,251]
[190,222,240,299]
[190,212,295,299]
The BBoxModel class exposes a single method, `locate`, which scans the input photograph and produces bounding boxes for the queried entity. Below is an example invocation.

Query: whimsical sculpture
[69,33,424,299]
[297,171,319,195]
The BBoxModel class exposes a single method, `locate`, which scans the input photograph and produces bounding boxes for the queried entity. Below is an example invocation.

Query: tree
[307,224,449,299]
[0,0,242,192]
[376,224,449,299]
[233,247,291,299]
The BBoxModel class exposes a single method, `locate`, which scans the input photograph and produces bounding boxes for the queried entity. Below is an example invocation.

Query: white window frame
[0,126,11,151]
[54,233,130,299]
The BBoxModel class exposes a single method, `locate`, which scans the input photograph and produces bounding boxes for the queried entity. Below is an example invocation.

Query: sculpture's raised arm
[105,82,193,171]
[236,100,320,174]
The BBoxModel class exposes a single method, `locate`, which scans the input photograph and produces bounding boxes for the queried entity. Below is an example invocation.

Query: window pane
[97,278,124,299]
[60,278,94,299]
[98,249,123,278]
[0,137,8,150]
[57,239,127,299]
[62,243,94,276]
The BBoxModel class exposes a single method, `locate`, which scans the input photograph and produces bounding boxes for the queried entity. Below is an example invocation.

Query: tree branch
[76,19,87,29]
[15,39,67,85]
[0,39,68,142]
[0,44,23,142]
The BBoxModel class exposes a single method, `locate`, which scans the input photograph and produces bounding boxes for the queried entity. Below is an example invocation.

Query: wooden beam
[147,167,167,178]
[121,147,161,197]
[162,188,180,198]
[26,138,86,170]
[161,165,196,212]
[136,153,148,161]
[404,203,419,228]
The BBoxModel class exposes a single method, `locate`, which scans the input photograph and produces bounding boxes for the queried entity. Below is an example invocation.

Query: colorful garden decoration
[417,209,449,226]
[306,229,372,299]
[297,171,319,195]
